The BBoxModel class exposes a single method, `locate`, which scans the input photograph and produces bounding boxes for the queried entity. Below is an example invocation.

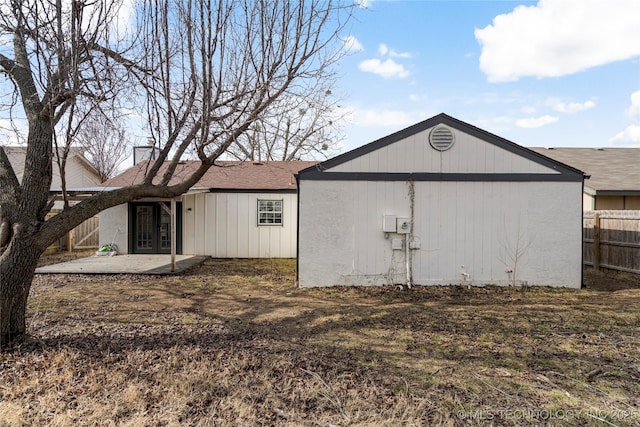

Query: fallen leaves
[0,258,638,426]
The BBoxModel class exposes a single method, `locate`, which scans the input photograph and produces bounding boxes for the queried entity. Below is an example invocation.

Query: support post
[171,198,176,272]
[593,212,600,271]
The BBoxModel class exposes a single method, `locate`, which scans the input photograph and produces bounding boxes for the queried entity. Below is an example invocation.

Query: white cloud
[358,58,409,78]
[548,99,596,113]
[390,50,412,59]
[360,43,412,78]
[609,90,640,145]
[515,115,558,128]
[627,90,640,120]
[475,0,640,82]
[378,43,411,58]
[113,0,136,36]
[408,93,429,102]
[342,36,364,53]
[70,0,136,38]
[609,125,640,145]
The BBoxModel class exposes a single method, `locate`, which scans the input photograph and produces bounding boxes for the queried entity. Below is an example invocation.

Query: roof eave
[593,190,640,196]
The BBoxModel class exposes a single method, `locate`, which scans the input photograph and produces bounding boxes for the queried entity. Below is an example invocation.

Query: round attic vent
[429,125,455,151]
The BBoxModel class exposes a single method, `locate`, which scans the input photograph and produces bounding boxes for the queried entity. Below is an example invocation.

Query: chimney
[133,137,159,165]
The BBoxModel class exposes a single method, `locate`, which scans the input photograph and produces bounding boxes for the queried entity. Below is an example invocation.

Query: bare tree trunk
[0,236,41,345]
[0,118,53,347]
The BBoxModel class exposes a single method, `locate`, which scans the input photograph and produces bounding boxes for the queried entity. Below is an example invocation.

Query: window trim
[257,199,284,226]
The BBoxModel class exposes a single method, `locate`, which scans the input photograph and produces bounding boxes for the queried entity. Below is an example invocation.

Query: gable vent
[429,125,455,151]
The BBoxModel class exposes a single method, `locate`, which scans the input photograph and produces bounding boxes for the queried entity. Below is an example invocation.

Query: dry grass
[1,257,639,426]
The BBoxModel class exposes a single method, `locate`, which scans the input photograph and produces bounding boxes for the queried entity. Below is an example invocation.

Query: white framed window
[257,199,283,226]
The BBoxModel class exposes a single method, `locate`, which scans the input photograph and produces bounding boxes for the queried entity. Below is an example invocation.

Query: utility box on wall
[382,215,397,233]
[391,238,403,250]
[396,217,411,234]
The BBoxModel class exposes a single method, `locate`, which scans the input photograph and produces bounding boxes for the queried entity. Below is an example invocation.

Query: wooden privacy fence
[70,216,100,249]
[583,210,640,274]
[45,214,100,253]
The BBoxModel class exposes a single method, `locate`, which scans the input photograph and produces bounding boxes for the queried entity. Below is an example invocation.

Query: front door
[129,202,182,254]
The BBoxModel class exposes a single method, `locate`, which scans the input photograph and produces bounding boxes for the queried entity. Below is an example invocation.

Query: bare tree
[52,102,129,208]
[498,214,531,287]
[228,83,345,161]
[75,112,131,182]
[0,0,353,346]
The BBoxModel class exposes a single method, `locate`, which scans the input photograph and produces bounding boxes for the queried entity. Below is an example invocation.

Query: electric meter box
[396,218,411,234]
[382,215,397,233]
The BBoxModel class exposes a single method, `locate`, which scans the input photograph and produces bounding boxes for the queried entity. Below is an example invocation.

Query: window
[257,199,283,225]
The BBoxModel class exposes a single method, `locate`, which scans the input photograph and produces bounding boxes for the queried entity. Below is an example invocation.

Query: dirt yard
[1,256,639,426]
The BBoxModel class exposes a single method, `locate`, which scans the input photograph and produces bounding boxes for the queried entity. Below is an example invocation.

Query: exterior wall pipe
[406,179,415,287]
[405,235,411,288]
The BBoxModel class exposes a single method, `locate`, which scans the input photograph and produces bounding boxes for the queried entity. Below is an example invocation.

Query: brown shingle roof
[530,147,640,193]
[102,160,318,191]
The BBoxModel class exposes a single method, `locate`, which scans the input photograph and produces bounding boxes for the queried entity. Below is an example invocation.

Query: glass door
[135,205,154,253]
[129,202,182,254]
[158,202,172,253]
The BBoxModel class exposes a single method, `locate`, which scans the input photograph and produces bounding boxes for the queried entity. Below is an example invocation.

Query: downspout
[581,175,589,288]
[295,173,301,287]
[405,237,411,288]
[406,178,415,288]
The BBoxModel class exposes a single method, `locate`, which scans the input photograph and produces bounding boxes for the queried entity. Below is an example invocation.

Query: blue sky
[2,0,639,159]
[335,0,640,153]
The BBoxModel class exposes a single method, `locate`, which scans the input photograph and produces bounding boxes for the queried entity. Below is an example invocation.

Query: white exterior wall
[6,149,101,189]
[182,192,298,258]
[98,204,128,254]
[298,179,583,288]
[50,158,102,189]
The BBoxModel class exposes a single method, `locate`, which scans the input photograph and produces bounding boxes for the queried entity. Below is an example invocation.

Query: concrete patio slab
[35,254,209,275]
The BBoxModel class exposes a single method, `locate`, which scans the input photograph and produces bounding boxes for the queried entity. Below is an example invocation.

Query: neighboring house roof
[299,113,585,182]
[530,147,640,195]
[3,145,102,190]
[103,160,318,191]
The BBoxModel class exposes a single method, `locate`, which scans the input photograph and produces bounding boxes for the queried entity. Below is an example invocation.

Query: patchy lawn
[1,257,639,426]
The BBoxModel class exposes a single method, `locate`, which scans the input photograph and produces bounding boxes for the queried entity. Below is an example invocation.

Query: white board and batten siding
[298,114,585,289]
[182,192,298,258]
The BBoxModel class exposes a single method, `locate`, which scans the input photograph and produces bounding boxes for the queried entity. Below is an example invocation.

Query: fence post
[67,230,73,253]
[593,212,600,271]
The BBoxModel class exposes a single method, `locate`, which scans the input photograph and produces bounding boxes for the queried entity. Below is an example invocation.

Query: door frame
[128,201,183,254]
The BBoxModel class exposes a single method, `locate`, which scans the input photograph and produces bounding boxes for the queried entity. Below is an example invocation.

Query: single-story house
[99,160,316,258]
[530,147,640,210]
[296,113,586,288]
